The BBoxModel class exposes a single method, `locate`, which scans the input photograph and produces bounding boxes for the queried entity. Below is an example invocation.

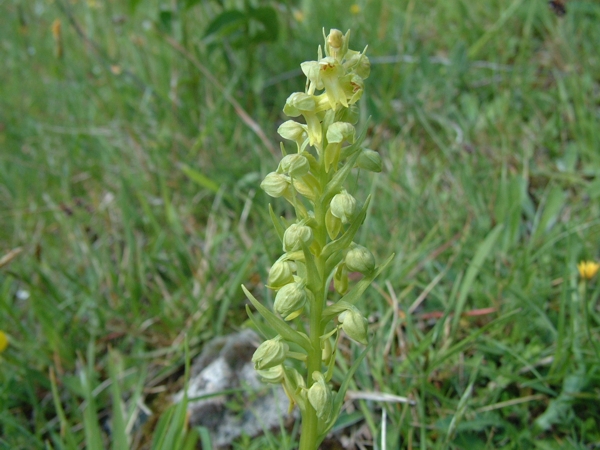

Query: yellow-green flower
[0,330,8,354]
[578,261,600,280]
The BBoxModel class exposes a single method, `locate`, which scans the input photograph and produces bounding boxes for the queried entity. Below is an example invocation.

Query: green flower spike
[243,29,393,450]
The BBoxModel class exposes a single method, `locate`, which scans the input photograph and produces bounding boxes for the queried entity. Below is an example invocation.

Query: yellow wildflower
[577,261,600,280]
[350,4,361,14]
[0,330,8,354]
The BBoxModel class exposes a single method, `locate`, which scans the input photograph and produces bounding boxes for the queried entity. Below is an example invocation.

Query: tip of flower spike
[577,260,600,280]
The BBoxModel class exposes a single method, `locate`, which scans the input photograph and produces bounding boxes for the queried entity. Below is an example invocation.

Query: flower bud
[345,245,375,274]
[257,365,285,384]
[307,372,333,420]
[278,154,310,178]
[267,260,294,289]
[357,149,382,172]
[260,172,290,197]
[327,29,344,53]
[283,92,316,117]
[274,281,307,320]
[330,190,356,224]
[277,120,308,142]
[338,308,368,345]
[252,337,289,370]
[283,223,314,252]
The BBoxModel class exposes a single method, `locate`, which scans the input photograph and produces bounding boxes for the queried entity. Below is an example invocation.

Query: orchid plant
[242,29,392,449]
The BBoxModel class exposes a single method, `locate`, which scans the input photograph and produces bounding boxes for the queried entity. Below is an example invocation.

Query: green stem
[299,189,328,450]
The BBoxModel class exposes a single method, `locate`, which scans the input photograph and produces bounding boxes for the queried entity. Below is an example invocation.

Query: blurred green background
[1,0,600,448]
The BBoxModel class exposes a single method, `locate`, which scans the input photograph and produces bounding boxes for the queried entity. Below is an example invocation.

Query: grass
[1,0,599,448]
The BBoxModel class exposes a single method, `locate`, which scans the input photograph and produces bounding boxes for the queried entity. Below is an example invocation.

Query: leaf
[248,6,279,43]
[109,351,129,450]
[203,10,247,41]
[242,285,311,351]
[451,224,503,335]
[179,163,220,193]
[531,186,566,242]
[319,342,373,441]
[269,204,285,242]
[245,305,274,340]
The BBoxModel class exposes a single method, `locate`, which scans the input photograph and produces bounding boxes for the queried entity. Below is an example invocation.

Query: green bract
[243,29,392,450]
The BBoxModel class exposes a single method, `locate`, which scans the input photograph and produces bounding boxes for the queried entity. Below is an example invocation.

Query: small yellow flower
[0,330,8,354]
[577,261,600,280]
[350,4,361,15]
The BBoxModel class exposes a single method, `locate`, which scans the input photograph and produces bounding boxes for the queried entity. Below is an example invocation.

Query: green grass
[1,0,600,448]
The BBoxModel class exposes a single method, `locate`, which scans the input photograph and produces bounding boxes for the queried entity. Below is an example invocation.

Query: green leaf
[179,163,220,193]
[49,369,79,449]
[451,224,503,335]
[242,285,311,351]
[203,10,247,41]
[269,204,286,242]
[319,342,373,441]
[246,305,274,340]
[531,186,566,242]
[109,351,129,450]
[248,6,279,43]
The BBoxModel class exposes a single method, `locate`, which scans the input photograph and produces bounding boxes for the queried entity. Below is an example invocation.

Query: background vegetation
[1,0,599,448]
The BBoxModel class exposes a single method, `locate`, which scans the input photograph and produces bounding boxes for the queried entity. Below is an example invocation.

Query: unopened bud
[267,260,294,289]
[260,172,290,197]
[283,223,314,252]
[338,308,368,345]
[274,281,308,320]
[357,149,382,172]
[279,154,310,178]
[345,245,375,274]
[330,190,356,224]
[327,29,344,51]
[278,120,308,142]
[283,92,316,117]
[307,372,333,420]
[252,337,289,370]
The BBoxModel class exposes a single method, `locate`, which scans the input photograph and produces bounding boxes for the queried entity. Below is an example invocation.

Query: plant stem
[299,198,328,450]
